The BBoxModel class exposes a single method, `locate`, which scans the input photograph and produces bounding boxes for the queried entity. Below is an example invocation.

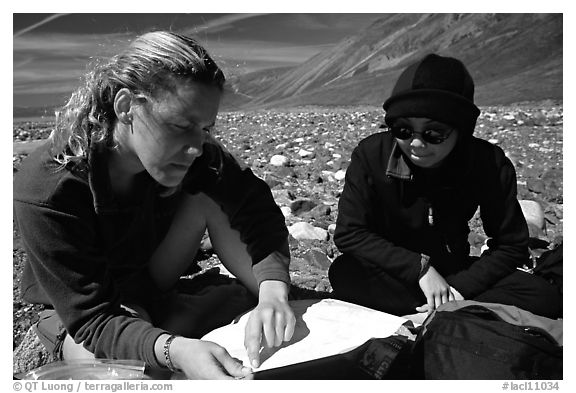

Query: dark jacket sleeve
[14,190,167,368]
[182,137,290,283]
[445,150,530,298]
[334,143,422,285]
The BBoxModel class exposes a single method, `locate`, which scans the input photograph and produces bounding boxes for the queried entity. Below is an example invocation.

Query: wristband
[163,334,180,373]
[418,254,431,279]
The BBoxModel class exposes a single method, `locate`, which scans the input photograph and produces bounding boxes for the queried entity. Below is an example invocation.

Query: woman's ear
[114,88,134,125]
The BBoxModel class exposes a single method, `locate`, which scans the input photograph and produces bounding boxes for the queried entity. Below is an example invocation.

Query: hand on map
[166,336,254,380]
[416,266,455,313]
[244,280,296,369]
[449,286,465,301]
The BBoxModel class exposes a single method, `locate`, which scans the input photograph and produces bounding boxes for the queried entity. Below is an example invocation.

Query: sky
[13,13,383,109]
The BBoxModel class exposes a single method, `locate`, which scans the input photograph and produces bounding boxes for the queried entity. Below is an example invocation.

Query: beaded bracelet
[163,334,180,373]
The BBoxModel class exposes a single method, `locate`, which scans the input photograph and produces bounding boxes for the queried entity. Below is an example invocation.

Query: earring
[120,113,132,124]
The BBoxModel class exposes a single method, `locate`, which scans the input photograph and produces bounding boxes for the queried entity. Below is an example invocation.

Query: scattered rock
[334,169,347,181]
[13,326,54,376]
[272,189,296,206]
[288,222,329,241]
[307,204,331,219]
[273,166,297,178]
[290,199,318,216]
[265,178,282,189]
[199,232,213,252]
[328,223,337,234]
[526,178,546,194]
[302,249,332,270]
[270,154,289,166]
[519,200,546,238]
[468,232,487,248]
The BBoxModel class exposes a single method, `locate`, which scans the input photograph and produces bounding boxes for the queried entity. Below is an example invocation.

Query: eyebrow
[162,106,216,128]
[394,119,451,128]
[172,119,216,129]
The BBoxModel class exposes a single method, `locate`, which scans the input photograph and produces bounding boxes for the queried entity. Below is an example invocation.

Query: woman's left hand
[243,280,296,369]
[416,265,454,313]
[449,286,465,301]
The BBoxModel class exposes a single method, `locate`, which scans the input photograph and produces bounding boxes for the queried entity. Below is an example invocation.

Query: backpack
[411,300,563,379]
[253,333,414,380]
[533,244,563,295]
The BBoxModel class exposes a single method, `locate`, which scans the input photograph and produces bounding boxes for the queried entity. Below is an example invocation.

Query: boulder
[280,206,292,217]
[273,166,297,178]
[526,178,545,194]
[334,169,347,181]
[307,204,331,219]
[303,249,332,270]
[290,199,318,215]
[270,155,289,167]
[519,200,546,238]
[272,189,296,206]
[288,222,329,241]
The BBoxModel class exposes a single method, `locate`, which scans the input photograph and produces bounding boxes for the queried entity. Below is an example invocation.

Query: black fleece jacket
[334,131,530,299]
[13,139,289,368]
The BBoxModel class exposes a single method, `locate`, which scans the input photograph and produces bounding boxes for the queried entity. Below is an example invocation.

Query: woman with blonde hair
[14,31,295,379]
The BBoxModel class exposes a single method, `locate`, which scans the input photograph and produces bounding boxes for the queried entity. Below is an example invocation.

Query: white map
[202,298,408,371]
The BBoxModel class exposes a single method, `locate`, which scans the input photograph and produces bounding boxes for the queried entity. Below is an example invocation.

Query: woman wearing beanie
[329,54,561,319]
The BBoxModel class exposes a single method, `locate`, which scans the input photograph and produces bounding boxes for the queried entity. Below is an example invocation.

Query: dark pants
[33,271,257,361]
[328,254,562,319]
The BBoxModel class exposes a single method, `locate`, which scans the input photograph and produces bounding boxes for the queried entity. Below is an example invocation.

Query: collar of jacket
[384,136,475,185]
[385,141,413,181]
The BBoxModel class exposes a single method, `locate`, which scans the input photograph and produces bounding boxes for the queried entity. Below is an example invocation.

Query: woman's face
[128,81,221,187]
[393,117,459,168]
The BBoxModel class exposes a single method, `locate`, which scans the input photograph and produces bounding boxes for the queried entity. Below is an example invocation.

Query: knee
[328,254,362,288]
[328,254,376,298]
[478,271,562,319]
[523,273,562,318]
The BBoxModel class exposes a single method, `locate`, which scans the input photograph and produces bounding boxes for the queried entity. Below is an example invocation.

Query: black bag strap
[253,335,411,380]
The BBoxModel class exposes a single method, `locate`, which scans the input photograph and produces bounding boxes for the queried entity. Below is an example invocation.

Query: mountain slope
[225,13,562,110]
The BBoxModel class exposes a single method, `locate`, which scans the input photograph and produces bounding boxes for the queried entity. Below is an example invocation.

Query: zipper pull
[428,205,434,226]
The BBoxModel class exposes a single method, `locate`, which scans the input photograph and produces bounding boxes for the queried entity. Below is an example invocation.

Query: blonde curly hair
[50,31,225,165]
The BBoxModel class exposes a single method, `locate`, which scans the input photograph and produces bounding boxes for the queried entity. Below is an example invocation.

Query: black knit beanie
[383,53,480,135]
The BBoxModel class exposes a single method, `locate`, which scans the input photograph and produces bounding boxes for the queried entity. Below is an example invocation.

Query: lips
[170,162,193,170]
[410,152,431,159]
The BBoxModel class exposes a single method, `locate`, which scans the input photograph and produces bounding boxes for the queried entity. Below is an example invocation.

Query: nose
[184,142,203,157]
[410,134,427,148]
[184,132,205,157]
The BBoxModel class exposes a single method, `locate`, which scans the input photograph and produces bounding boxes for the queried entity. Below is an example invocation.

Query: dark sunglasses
[388,126,454,145]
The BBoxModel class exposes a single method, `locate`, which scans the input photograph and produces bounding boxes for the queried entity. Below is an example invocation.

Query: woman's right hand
[416,266,455,313]
[163,336,253,379]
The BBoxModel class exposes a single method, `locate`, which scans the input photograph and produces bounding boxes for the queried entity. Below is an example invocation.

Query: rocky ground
[12,101,563,372]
